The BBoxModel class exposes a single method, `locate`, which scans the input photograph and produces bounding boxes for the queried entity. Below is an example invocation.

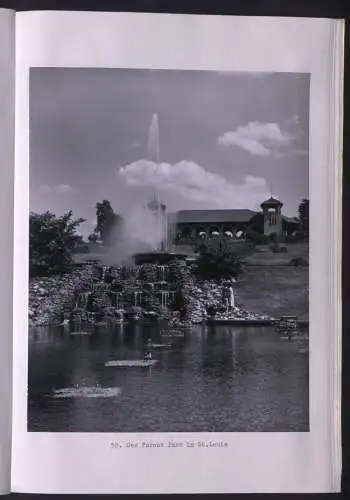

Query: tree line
[29,199,122,277]
[29,198,309,278]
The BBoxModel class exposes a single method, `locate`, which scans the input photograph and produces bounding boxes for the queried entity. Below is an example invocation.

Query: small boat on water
[69,331,92,336]
[52,386,121,398]
[160,329,185,337]
[146,343,172,348]
[276,316,299,338]
[94,321,107,327]
[105,360,158,368]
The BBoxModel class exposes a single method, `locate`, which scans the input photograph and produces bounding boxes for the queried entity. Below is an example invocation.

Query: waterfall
[118,292,123,309]
[229,287,235,308]
[158,265,166,282]
[161,291,170,308]
[134,291,142,307]
[76,291,91,308]
[113,292,123,309]
[101,266,107,281]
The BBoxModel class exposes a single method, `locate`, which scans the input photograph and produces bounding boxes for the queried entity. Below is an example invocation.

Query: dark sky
[30,68,309,237]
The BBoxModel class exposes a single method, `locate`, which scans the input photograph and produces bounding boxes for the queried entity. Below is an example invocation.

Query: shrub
[72,243,90,254]
[193,244,245,281]
[29,210,85,277]
[246,229,269,245]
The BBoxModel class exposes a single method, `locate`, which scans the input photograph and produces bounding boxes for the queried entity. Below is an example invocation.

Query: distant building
[261,197,284,238]
[167,209,257,244]
[166,196,300,245]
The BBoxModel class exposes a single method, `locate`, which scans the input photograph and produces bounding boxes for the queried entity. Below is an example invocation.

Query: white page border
[0,8,15,496]
[12,11,341,493]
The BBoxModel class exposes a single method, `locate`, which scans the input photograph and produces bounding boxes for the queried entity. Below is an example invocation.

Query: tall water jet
[147,113,160,165]
[146,113,168,251]
[131,115,188,264]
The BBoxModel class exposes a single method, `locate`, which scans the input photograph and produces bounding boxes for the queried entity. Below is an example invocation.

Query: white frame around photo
[0,8,15,496]
[12,11,342,493]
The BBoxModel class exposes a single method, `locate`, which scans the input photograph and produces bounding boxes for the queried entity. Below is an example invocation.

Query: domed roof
[260,196,283,208]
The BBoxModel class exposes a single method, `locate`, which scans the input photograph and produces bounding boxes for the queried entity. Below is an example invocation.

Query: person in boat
[144,351,152,361]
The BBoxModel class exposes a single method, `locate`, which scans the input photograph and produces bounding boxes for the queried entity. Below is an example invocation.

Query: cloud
[218,121,293,158]
[217,114,309,159]
[55,184,73,194]
[118,159,269,209]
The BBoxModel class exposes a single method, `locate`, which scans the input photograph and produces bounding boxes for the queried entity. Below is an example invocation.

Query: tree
[88,232,98,243]
[193,244,244,281]
[298,198,309,239]
[95,200,122,245]
[29,210,85,277]
[249,212,264,234]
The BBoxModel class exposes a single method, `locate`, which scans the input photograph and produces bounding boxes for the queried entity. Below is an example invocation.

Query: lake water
[28,324,309,432]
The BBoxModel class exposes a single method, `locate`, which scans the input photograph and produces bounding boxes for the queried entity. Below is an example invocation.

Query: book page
[12,11,342,493]
[0,8,15,496]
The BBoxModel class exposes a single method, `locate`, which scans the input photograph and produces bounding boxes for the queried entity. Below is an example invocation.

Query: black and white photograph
[28,68,310,433]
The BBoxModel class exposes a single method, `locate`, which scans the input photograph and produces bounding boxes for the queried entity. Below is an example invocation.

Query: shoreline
[29,318,309,329]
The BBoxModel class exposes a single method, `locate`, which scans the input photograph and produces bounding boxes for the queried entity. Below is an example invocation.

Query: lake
[28,324,309,432]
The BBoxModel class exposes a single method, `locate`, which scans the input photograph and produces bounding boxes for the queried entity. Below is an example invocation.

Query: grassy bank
[236,265,309,320]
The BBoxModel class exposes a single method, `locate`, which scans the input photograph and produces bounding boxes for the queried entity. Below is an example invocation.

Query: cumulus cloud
[218,117,307,158]
[118,159,269,209]
[218,121,293,157]
[55,184,73,194]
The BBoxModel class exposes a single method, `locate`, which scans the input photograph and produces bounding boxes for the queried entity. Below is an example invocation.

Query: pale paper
[0,8,15,496]
[12,11,342,493]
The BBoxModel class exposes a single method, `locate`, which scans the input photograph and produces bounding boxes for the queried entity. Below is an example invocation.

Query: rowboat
[276,316,299,334]
[52,386,121,398]
[69,331,91,336]
[146,343,172,348]
[105,360,158,368]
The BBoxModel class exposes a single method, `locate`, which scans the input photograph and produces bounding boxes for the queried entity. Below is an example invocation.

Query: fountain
[133,114,188,267]
[147,114,160,166]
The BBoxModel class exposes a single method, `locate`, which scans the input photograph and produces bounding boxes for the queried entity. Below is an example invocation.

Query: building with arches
[166,196,300,246]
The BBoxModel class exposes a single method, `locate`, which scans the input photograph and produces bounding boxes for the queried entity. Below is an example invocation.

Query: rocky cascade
[29,265,96,327]
[28,261,272,327]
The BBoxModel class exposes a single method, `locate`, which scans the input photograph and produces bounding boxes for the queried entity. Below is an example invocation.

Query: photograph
[28,68,310,433]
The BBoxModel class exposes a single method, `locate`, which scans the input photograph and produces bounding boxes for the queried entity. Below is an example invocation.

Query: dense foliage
[298,198,309,240]
[29,211,85,277]
[249,212,264,234]
[245,228,268,245]
[91,199,123,245]
[193,243,244,280]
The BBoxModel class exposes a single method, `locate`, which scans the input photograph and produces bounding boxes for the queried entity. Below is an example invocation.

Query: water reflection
[28,324,309,432]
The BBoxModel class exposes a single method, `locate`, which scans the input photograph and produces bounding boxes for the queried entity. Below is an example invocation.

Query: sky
[30,68,309,238]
